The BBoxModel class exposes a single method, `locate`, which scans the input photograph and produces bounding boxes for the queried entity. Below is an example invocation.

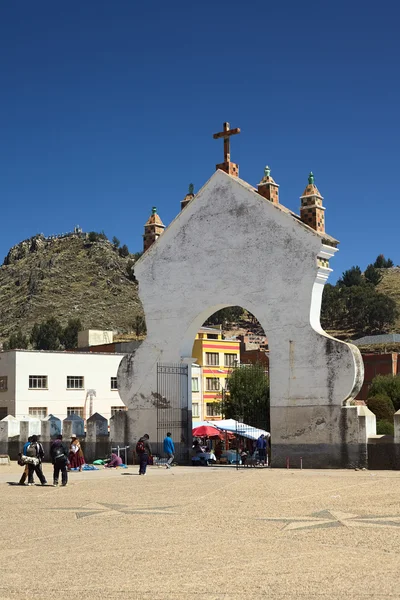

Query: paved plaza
[2,463,400,599]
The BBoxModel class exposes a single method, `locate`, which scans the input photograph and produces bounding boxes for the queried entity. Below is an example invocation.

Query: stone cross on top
[213,121,240,178]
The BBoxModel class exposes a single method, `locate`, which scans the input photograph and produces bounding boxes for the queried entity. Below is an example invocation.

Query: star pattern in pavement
[46,502,178,519]
[259,509,400,531]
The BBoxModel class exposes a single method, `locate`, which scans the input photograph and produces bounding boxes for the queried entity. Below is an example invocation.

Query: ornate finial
[152,206,157,215]
[264,165,271,178]
[308,172,314,185]
[188,183,194,195]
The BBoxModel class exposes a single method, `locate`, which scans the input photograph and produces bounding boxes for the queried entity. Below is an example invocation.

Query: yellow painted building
[192,326,240,422]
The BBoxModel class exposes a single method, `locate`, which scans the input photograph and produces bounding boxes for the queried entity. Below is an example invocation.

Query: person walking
[136,434,152,475]
[256,434,266,466]
[18,436,33,485]
[68,435,85,471]
[163,432,175,469]
[50,434,69,487]
[26,435,47,486]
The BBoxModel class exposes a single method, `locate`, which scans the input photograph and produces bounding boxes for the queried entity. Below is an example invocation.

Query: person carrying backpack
[136,434,152,475]
[26,435,47,486]
[18,436,33,485]
[50,434,69,487]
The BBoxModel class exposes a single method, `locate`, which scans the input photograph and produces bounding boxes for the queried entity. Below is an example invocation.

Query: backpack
[53,445,66,461]
[26,443,37,458]
[136,440,145,453]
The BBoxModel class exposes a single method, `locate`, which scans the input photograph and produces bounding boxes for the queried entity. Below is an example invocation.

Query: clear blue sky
[1,1,399,282]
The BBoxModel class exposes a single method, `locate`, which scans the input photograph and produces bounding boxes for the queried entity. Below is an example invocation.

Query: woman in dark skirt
[68,435,85,471]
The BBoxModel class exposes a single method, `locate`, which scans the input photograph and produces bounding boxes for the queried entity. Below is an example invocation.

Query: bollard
[300,457,303,470]
[286,456,290,469]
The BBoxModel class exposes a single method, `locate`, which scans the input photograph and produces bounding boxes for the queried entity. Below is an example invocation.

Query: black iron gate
[156,363,190,464]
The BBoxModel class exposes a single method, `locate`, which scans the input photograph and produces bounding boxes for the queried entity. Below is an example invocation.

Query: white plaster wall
[118,170,363,450]
[1,351,126,421]
[0,351,16,416]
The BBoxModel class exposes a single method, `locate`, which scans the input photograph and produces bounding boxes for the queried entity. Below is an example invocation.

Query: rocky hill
[0,232,143,344]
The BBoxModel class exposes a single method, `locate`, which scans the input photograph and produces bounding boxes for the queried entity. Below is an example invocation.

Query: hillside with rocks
[0,232,143,344]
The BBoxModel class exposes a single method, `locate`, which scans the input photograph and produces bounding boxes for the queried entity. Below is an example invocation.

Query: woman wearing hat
[68,435,85,472]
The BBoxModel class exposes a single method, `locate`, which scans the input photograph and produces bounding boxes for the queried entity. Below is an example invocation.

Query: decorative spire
[152,206,157,215]
[308,172,314,185]
[143,207,165,252]
[181,184,195,211]
[257,165,279,205]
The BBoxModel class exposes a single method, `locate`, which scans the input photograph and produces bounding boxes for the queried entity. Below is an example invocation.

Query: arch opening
[186,305,270,467]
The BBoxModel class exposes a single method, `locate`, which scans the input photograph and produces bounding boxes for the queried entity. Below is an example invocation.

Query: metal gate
[156,363,190,464]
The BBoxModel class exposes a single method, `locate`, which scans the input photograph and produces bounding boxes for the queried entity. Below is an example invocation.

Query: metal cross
[213,122,240,163]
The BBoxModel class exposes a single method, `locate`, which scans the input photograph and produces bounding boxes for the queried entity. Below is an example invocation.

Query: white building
[0,350,126,422]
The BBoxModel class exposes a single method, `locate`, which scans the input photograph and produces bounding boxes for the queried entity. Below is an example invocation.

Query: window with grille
[0,376,7,391]
[206,352,219,366]
[111,406,128,416]
[206,377,220,391]
[67,407,84,418]
[192,377,199,392]
[67,376,84,389]
[192,403,200,418]
[29,375,48,389]
[206,403,220,417]
[29,407,47,419]
[224,354,237,367]
[111,377,118,390]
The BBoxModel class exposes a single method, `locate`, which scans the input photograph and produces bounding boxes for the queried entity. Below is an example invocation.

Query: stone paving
[2,463,400,599]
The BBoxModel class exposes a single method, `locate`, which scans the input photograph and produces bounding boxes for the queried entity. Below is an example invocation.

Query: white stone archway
[118,170,370,467]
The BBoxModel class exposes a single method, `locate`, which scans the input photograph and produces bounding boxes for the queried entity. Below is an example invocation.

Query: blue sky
[1,1,399,282]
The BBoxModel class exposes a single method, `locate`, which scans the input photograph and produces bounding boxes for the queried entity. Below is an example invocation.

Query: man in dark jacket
[136,434,152,475]
[26,435,47,486]
[50,434,69,486]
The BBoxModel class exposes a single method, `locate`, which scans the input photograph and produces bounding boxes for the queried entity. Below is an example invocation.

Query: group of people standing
[18,434,86,486]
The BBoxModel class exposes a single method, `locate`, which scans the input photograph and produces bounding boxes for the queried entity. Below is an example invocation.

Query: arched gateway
[118,126,373,468]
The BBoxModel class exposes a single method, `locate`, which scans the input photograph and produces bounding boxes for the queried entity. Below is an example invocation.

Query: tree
[88,231,98,243]
[119,244,129,258]
[320,284,345,329]
[30,317,63,350]
[338,266,363,288]
[367,293,398,332]
[367,394,395,421]
[374,254,393,268]
[205,307,243,327]
[112,236,120,249]
[7,330,29,350]
[376,420,394,435]
[364,264,382,286]
[368,375,400,412]
[61,318,82,350]
[220,364,270,430]
[134,315,147,337]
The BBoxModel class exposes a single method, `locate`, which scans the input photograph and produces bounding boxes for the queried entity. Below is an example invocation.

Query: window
[67,407,84,418]
[29,407,47,419]
[0,407,8,420]
[111,406,128,417]
[0,376,7,391]
[206,334,218,339]
[29,375,48,389]
[111,377,118,390]
[224,354,237,367]
[206,403,220,417]
[206,352,219,366]
[206,377,220,391]
[192,377,199,392]
[192,403,199,418]
[67,376,84,389]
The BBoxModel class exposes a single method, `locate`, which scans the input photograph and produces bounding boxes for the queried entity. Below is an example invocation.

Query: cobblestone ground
[2,463,400,599]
